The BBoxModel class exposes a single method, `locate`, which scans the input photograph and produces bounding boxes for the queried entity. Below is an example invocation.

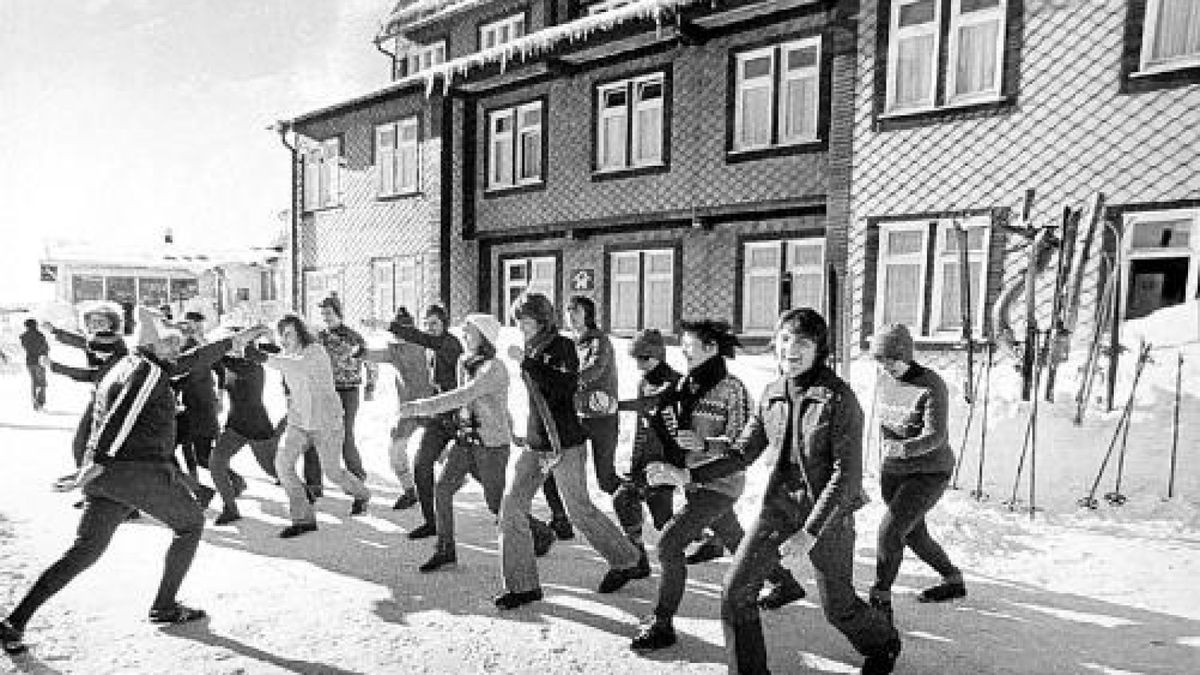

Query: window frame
[1118,207,1200,322]
[593,70,668,174]
[927,216,993,338]
[885,0,941,114]
[485,99,546,192]
[406,40,447,75]
[302,136,343,212]
[604,245,679,335]
[1139,0,1200,74]
[479,13,526,51]
[499,253,560,324]
[739,238,827,335]
[375,116,421,198]
[728,34,826,158]
[944,0,1008,106]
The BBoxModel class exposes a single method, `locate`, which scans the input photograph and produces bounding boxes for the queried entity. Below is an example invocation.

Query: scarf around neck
[676,355,727,427]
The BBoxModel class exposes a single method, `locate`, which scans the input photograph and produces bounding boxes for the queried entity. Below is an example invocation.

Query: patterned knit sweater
[875,363,955,476]
[672,356,752,499]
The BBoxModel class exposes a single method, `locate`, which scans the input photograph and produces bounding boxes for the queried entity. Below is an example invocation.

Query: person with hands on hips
[868,323,966,621]
[649,308,901,675]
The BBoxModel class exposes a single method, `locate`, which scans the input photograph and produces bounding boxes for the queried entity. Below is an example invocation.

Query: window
[302,137,343,211]
[742,239,826,334]
[480,14,525,49]
[609,249,675,333]
[596,73,666,171]
[406,41,446,75]
[376,117,420,196]
[260,270,277,302]
[587,0,636,15]
[1140,0,1200,72]
[235,287,251,303]
[885,0,1006,113]
[487,101,543,189]
[503,256,557,324]
[1120,209,1199,320]
[873,217,990,338]
[733,37,821,151]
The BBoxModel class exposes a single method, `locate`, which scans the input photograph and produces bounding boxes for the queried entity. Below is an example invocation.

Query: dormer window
[406,41,446,75]
[480,14,525,50]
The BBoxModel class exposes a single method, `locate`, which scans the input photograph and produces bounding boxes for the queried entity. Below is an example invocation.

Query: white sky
[0,0,393,302]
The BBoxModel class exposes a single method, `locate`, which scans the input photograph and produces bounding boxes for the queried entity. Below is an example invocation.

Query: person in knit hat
[867,323,966,619]
[394,312,547,572]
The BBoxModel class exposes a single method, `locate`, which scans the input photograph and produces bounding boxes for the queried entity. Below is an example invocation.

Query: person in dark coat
[44,304,129,477]
[208,335,283,525]
[648,308,901,675]
[0,309,262,656]
[19,318,49,410]
[173,311,224,488]
[388,304,464,539]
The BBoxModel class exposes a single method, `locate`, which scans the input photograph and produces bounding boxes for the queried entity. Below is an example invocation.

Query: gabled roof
[378,0,494,40]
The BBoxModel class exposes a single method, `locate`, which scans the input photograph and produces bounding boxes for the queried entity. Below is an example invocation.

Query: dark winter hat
[24,318,37,330]
[183,310,206,323]
[424,304,448,324]
[318,295,343,319]
[629,329,666,361]
[871,323,914,363]
[393,306,415,327]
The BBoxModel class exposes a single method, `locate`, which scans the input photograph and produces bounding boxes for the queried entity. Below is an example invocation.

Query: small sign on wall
[571,268,595,292]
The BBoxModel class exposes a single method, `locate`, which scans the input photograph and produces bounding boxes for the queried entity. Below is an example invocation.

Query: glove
[645,461,690,487]
[779,530,817,568]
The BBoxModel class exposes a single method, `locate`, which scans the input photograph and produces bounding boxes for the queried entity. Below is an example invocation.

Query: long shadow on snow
[157,617,365,675]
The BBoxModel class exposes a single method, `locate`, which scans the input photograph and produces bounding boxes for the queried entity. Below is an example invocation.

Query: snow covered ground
[2,306,1199,674]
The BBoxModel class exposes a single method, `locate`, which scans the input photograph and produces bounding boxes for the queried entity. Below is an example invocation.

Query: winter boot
[419,547,457,573]
[918,581,966,603]
[631,615,677,651]
[758,579,806,610]
[860,636,902,674]
[392,488,418,510]
[0,619,26,655]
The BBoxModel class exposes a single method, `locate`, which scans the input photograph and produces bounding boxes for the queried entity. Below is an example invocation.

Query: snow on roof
[411,0,705,95]
[379,0,488,38]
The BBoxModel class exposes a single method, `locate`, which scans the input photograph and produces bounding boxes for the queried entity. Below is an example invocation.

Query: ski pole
[1028,330,1048,519]
[1006,399,1036,510]
[1104,400,1135,507]
[1168,351,1182,500]
[1080,341,1149,509]
[952,359,985,489]
[973,341,994,501]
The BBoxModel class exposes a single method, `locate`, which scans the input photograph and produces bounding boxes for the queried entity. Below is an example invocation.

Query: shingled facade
[848,0,1200,361]
[288,0,860,353]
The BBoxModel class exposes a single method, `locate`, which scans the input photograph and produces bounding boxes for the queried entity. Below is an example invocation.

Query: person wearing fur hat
[631,319,805,652]
[0,310,263,655]
[394,313,545,572]
[317,295,370,482]
[386,304,464,540]
[19,318,49,411]
[43,303,129,481]
[868,323,965,618]
[648,308,901,674]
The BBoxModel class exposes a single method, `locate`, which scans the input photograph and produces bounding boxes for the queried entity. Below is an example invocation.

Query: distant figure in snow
[868,323,966,619]
[20,318,50,410]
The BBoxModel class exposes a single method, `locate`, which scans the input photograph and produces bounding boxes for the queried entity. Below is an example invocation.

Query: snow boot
[918,581,966,603]
[860,636,902,675]
[148,603,207,625]
[392,488,418,510]
[493,588,543,610]
[419,547,457,573]
[0,619,26,655]
[758,579,806,610]
[631,616,677,651]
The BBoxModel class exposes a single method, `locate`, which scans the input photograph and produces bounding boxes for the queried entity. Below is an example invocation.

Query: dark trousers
[337,388,366,480]
[210,428,280,512]
[413,417,456,527]
[613,480,675,535]
[434,442,509,552]
[656,489,793,621]
[722,485,897,674]
[542,414,621,520]
[27,363,46,409]
[6,462,204,630]
[873,471,957,593]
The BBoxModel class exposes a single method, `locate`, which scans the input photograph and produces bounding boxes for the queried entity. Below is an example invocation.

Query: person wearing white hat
[0,309,263,654]
[395,313,548,572]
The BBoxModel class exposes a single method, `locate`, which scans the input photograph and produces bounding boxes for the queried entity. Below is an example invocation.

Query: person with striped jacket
[0,309,261,655]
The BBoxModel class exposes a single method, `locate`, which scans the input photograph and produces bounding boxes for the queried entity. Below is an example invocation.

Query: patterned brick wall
[295,94,445,323]
[848,0,1200,356]
[471,13,834,234]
